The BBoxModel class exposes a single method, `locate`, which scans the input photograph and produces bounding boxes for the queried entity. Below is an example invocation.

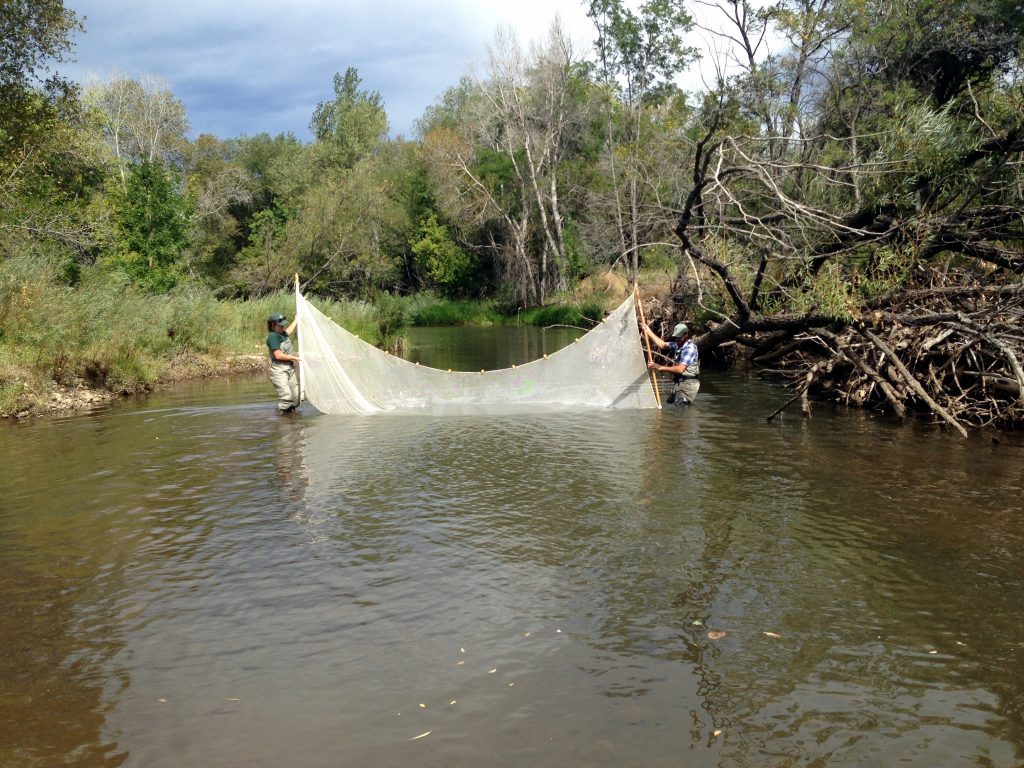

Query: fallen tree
[653,0,1024,434]
[752,273,1024,432]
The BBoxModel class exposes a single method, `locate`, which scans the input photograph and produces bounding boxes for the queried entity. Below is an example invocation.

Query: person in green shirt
[266,312,300,413]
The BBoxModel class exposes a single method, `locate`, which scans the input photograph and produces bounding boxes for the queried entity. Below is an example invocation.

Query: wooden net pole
[635,285,662,409]
[294,273,304,402]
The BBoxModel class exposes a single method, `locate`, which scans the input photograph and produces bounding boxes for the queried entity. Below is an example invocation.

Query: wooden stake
[294,273,304,403]
[635,285,662,408]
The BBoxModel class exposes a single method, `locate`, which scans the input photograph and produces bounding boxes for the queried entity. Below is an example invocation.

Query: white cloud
[62,0,600,140]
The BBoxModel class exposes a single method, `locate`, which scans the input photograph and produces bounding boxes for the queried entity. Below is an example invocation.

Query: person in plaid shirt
[641,321,701,404]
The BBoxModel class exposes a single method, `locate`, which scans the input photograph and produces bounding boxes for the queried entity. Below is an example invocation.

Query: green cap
[672,323,689,338]
[268,312,287,324]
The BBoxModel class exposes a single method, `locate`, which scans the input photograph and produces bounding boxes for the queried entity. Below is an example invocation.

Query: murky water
[2,326,1023,767]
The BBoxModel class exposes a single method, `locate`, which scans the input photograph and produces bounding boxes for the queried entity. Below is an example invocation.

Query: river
[2,325,1023,767]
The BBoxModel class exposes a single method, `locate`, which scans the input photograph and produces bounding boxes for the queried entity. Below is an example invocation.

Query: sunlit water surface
[2,325,1023,767]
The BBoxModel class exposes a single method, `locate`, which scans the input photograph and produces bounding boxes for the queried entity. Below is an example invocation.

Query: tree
[873,0,1024,106]
[271,153,408,299]
[666,0,1024,430]
[182,133,255,281]
[422,21,592,304]
[84,71,189,188]
[0,1,102,263]
[585,0,696,280]
[230,206,291,297]
[411,212,477,296]
[0,0,82,146]
[309,67,389,170]
[109,161,191,292]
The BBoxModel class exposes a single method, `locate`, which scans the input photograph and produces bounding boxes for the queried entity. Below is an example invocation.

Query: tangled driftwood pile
[754,273,1024,434]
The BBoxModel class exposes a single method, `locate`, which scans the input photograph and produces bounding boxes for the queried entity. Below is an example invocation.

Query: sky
[57,0,606,141]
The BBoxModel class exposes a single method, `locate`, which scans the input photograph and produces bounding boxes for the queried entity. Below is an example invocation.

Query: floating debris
[410,731,431,741]
[713,729,723,737]
[460,647,465,653]
[419,703,426,708]
[708,630,727,641]
[224,697,240,702]
[763,631,782,639]
[556,629,562,634]
[449,700,457,705]
[455,660,465,666]
[522,632,532,638]
[158,698,167,703]
[488,668,497,674]
[692,620,704,627]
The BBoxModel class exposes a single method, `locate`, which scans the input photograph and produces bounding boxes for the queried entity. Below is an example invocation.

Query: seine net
[295,289,658,414]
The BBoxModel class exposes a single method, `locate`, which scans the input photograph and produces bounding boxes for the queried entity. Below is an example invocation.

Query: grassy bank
[0,257,392,416]
[394,292,610,328]
[0,257,627,417]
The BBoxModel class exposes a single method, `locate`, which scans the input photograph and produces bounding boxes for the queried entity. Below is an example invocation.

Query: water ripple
[2,374,1023,767]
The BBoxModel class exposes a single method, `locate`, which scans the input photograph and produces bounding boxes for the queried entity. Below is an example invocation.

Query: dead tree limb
[861,328,969,437]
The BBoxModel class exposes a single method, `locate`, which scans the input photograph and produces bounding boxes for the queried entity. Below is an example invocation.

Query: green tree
[411,213,477,297]
[276,153,407,299]
[230,206,291,296]
[179,133,254,282]
[0,0,82,147]
[874,0,1024,105]
[109,161,191,292]
[232,131,307,210]
[0,0,100,262]
[309,67,389,170]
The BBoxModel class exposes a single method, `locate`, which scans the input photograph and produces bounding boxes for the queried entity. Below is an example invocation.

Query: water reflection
[1,361,1023,767]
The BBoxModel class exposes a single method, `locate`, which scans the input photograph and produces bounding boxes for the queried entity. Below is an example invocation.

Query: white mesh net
[295,289,659,414]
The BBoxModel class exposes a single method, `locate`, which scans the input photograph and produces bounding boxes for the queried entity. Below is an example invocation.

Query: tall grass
[393,292,610,328]
[0,254,620,414]
[1,257,247,397]
[0,253,414,411]
[516,300,607,327]
[404,293,503,326]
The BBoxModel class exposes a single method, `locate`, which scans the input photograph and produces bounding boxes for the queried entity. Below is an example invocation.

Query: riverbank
[2,253,651,420]
[1,353,267,419]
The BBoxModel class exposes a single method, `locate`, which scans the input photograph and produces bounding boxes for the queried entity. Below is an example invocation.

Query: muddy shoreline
[1,354,267,420]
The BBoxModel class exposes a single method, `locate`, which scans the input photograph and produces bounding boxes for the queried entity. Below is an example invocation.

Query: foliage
[585,0,695,103]
[4,0,1024,427]
[870,0,1024,105]
[83,71,189,173]
[310,68,389,170]
[0,1,101,262]
[0,0,82,145]
[0,255,242,397]
[404,293,503,326]
[516,300,607,327]
[230,206,291,296]
[411,213,478,296]
[106,161,192,292]
[275,153,408,298]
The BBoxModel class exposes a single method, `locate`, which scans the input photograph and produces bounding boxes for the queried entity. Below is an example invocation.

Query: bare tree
[422,19,587,304]
[85,70,189,186]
